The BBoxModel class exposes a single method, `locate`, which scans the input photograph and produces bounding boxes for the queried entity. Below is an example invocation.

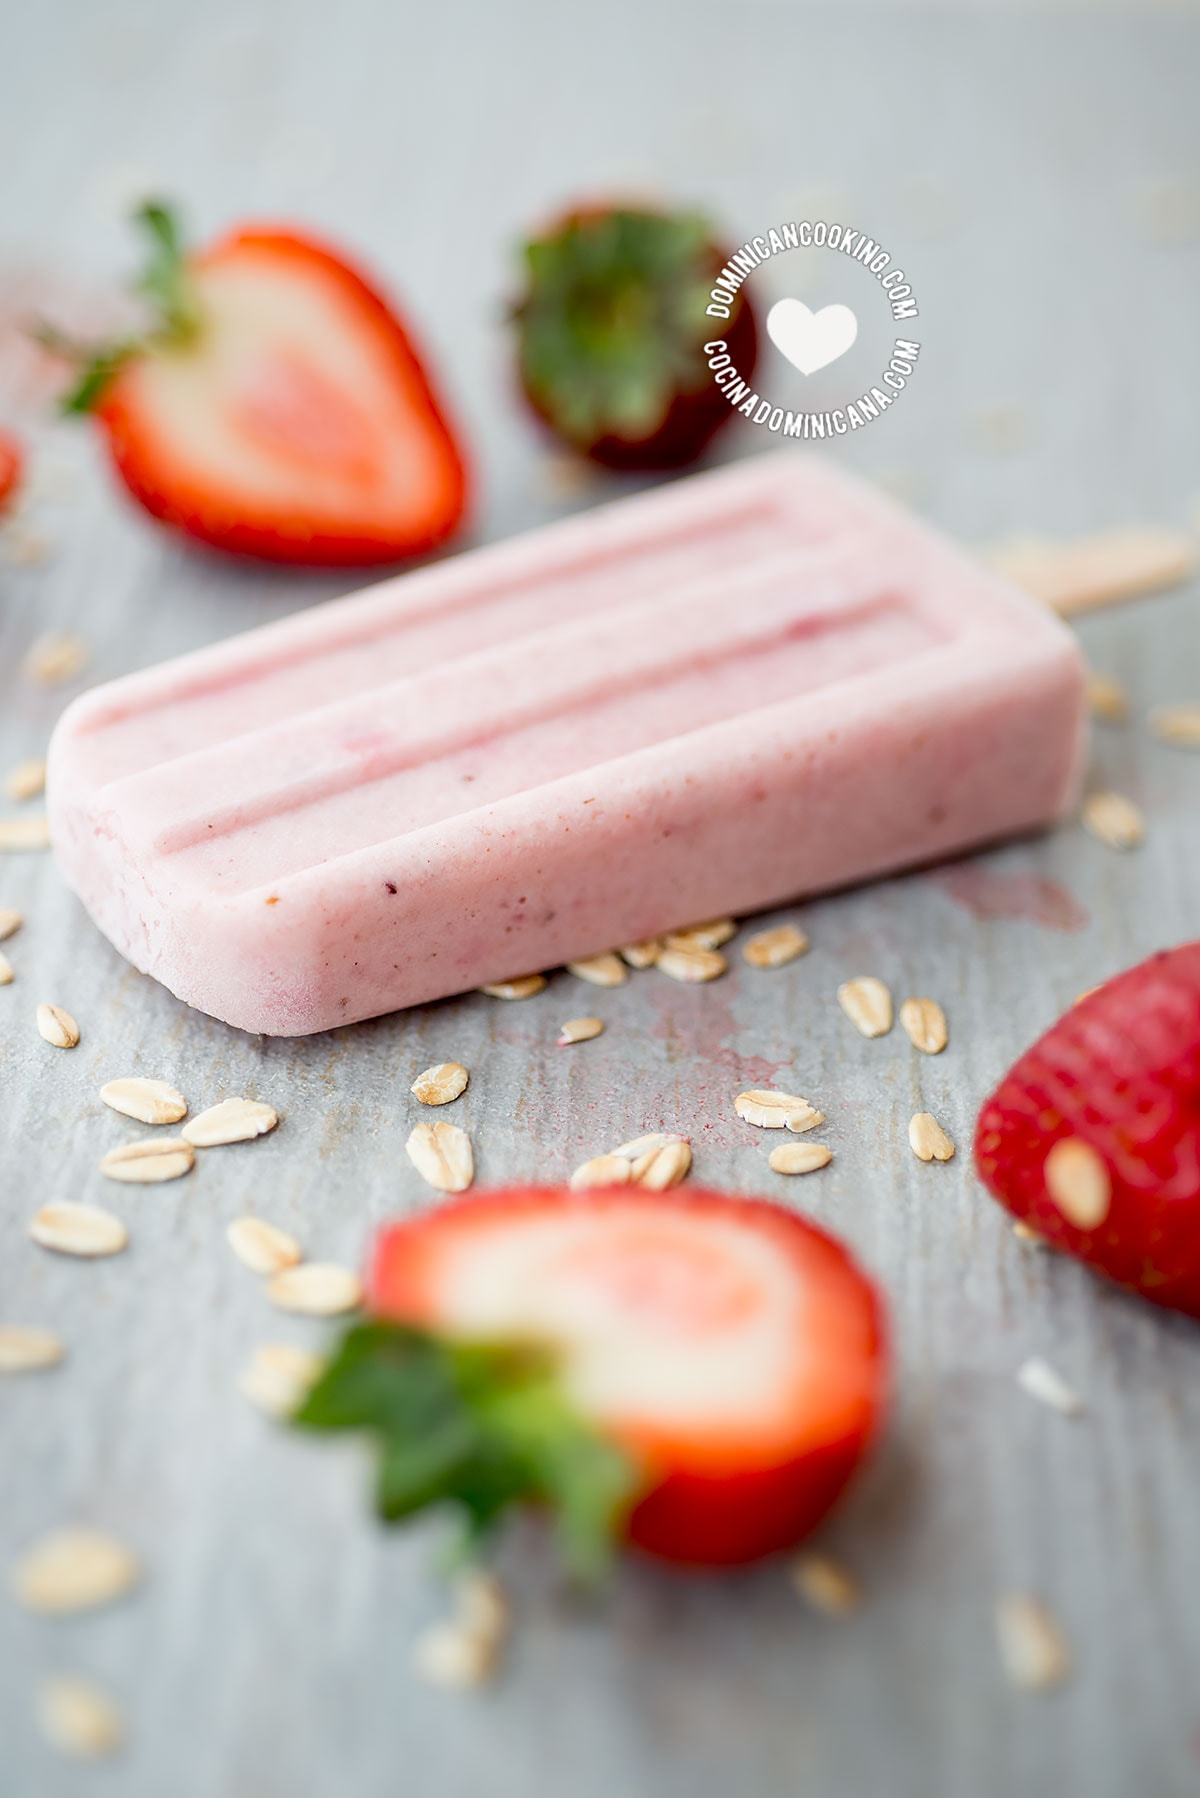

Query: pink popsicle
[47,453,1087,1035]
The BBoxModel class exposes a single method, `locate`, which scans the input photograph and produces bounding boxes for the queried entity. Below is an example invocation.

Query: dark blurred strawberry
[975,941,1200,1316]
[512,204,757,471]
[35,203,467,566]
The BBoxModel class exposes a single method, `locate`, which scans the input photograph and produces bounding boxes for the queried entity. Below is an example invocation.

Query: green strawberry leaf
[293,1321,639,1581]
[514,206,737,450]
[135,200,201,341]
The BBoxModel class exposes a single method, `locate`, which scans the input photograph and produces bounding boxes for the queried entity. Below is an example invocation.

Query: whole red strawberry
[975,941,1200,1316]
[36,203,467,566]
[512,204,757,471]
[0,427,22,511]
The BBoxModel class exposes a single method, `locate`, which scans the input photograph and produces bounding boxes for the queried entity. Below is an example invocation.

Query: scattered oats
[23,630,88,686]
[0,905,21,940]
[536,450,599,502]
[558,1016,605,1045]
[1017,1357,1084,1417]
[237,1342,323,1416]
[1082,790,1144,851]
[0,1325,64,1372]
[29,1202,127,1259]
[100,1137,194,1184]
[838,976,893,1037]
[742,923,808,968]
[1044,1137,1110,1229]
[1013,1221,1047,1245]
[1149,703,1200,749]
[1133,176,1200,246]
[411,1061,469,1105]
[414,1570,510,1690]
[37,1002,79,1047]
[620,938,661,969]
[414,1624,497,1690]
[100,1076,187,1125]
[995,1595,1071,1692]
[37,1677,124,1760]
[629,1138,692,1189]
[567,951,627,987]
[988,527,1195,615]
[4,756,46,801]
[656,945,727,983]
[458,1567,510,1640]
[2,525,52,566]
[570,1153,633,1190]
[875,465,930,505]
[13,1529,139,1615]
[792,1552,860,1616]
[182,1097,278,1147]
[769,1141,832,1175]
[1085,672,1128,726]
[909,1112,955,1162]
[736,1090,824,1133]
[480,974,545,1000]
[0,812,50,850]
[662,918,737,952]
[610,1130,689,1159]
[406,1120,474,1192]
[227,1216,302,1276]
[969,404,1035,454]
[899,997,948,1055]
[267,1263,362,1317]
[0,951,11,985]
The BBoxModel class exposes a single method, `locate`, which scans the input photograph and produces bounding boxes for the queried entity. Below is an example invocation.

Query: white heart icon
[766,299,858,375]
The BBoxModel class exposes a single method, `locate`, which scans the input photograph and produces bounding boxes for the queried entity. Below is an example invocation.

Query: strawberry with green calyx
[0,428,23,511]
[512,206,758,470]
[35,201,468,567]
[293,1184,887,1572]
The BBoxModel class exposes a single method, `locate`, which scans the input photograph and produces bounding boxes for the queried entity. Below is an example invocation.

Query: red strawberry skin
[0,428,22,510]
[370,1184,887,1567]
[625,1424,875,1566]
[96,227,468,566]
[975,941,1200,1316]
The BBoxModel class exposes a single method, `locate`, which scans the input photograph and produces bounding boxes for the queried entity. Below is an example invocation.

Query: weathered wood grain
[2,3,1200,1795]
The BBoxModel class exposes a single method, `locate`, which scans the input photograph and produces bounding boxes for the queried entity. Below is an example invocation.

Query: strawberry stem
[31,199,201,414]
[134,201,200,342]
[292,1321,639,1582]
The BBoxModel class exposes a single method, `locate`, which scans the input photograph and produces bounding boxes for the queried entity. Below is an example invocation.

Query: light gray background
[2,3,1199,1795]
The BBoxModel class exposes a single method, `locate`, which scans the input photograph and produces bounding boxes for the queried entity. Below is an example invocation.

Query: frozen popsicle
[47,453,1087,1036]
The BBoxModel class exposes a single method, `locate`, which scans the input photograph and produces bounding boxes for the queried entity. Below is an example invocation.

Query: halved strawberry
[37,203,467,565]
[0,427,22,511]
[512,205,758,470]
[975,941,1200,1316]
[293,1185,887,1573]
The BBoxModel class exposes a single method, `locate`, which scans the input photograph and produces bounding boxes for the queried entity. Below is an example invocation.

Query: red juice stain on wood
[931,866,1089,933]
[643,984,796,1149]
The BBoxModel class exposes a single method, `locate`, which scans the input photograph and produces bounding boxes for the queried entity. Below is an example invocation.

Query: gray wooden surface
[3,3,1200,1794]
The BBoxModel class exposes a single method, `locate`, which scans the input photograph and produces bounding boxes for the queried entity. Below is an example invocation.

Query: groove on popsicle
[73,496,790,740]
[121,560,907,864]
